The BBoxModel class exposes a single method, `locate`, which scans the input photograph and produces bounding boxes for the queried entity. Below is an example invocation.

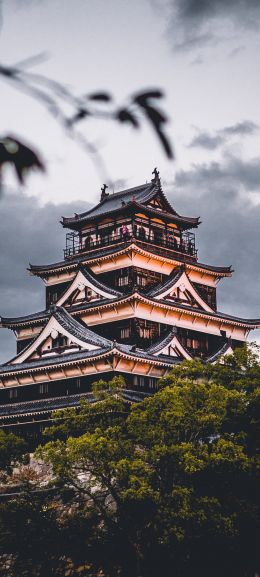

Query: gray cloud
[189,132,224,150]
[164,0,260,50]
[189,120,259,150]
[167,154,260,325]
[2,157,260,363]
[0,191,90,363]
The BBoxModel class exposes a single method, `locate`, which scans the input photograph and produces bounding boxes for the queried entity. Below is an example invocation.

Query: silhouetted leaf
[131,91,173,159]
[87,92,112,102]
[133,90,164,105]
[66,108,90,127]
[0,136,45,184]
[152,124,173,159]
[117,108,139,128]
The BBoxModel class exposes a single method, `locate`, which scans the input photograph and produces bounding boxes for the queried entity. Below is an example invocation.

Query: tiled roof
[61,295,260,328]
[0,389,152,420]
[206,341,233,363]
[0,391,95,418]
[146,328,178,354]
[62,183,157,225]
[29,242,232,277]
[1,309,48,327]
[29,243,128,274]
[61,181,201,230]
[0,347,112,375]
[53,306,112,348]
[147,267,183,297]
[80,266,122,297]
[0,332,180,377]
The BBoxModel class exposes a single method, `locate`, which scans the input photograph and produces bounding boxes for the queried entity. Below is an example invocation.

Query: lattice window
[118,276,129,287]
[121,327,130,339]
[39,383,49,394]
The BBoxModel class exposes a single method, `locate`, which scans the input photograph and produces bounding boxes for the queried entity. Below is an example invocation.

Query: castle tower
[1,171,259,440]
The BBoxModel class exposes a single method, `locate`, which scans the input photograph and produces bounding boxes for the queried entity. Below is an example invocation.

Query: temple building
[1,169,260,439]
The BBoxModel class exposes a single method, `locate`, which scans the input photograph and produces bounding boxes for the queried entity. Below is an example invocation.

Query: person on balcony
[168,232,175,247]
[84,235,93,249]
[120,225,130,241]
[188,240,193,255]
[138,225,146,241]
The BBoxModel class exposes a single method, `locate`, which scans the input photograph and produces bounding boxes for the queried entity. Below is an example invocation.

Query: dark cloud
[165,0,260,50]
[0,190,90,363]
[166,154,260,329]
[222,121,259,137]
[189,121,259,150]
[1,159,260,363]
[189,132,224,150]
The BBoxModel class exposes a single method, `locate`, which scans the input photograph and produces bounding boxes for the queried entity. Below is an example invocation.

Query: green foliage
[44,375,129,441]
[0,429,28,479]
[1,347,259,576]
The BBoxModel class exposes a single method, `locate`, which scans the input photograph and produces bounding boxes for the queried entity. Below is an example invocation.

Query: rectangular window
[148,378,157,389]
[136,275,147,287]
[133,376,145,387]
[121,327,130,339]
[9,388,18,399]
[39,383,49,394]
[118,276,129,287]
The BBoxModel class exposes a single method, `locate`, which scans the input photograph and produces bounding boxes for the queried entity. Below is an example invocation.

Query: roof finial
[152,167,160,186]
[100,183,109,202]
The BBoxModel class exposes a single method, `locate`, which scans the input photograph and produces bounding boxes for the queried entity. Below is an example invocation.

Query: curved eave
[28,242,232,279]
[206,341,233,363]
[61,182,156,226]
[1,313,48,329]
[133,201,200,228]
[147,268,184,298]
[0,345,176,379]
[79,266,122,298]
[61,199,200,231]
[0,389,151,421]
[68,292,260,330]
[0,348,113,377]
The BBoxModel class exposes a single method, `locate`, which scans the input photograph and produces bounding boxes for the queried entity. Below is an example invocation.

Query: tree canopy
[0,346,259,577]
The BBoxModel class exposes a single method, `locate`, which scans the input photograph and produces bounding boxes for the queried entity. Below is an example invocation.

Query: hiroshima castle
[1,169,259,439]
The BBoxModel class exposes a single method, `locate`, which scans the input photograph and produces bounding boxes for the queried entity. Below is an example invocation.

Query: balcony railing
[64,231,197,260]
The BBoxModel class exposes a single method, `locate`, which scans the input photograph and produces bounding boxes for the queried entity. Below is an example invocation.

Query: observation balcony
[64,230,197,261]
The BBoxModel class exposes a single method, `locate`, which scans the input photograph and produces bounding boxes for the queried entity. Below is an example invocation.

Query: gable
[153,335,192,360]
[11,313,100,365]
[57,270,118,308]
[145,190,177,216]
[154,271,214,313]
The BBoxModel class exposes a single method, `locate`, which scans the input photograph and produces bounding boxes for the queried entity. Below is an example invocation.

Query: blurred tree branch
[0,56,174,192]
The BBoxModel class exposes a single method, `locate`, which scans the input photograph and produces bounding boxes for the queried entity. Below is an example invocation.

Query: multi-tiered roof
[1,170,259,439]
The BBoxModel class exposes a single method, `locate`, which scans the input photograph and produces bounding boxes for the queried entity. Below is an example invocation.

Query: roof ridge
[206,341,232,363]
[147,267,183,297]
[54,306,113,348]
[80,266,122,297]
[146,328,177,353]
[62,182,154,222]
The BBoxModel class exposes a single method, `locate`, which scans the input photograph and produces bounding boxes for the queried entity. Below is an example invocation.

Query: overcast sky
[1,0,260,361]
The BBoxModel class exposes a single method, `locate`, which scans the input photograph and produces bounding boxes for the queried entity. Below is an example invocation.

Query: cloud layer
[189,121,259,150]
[169,154,260,326]
[0,191,89,362]
[1,154,260,364]
[165,0,260,50]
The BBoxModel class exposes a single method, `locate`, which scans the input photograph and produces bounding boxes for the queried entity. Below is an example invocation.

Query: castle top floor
[61,171,201,262]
